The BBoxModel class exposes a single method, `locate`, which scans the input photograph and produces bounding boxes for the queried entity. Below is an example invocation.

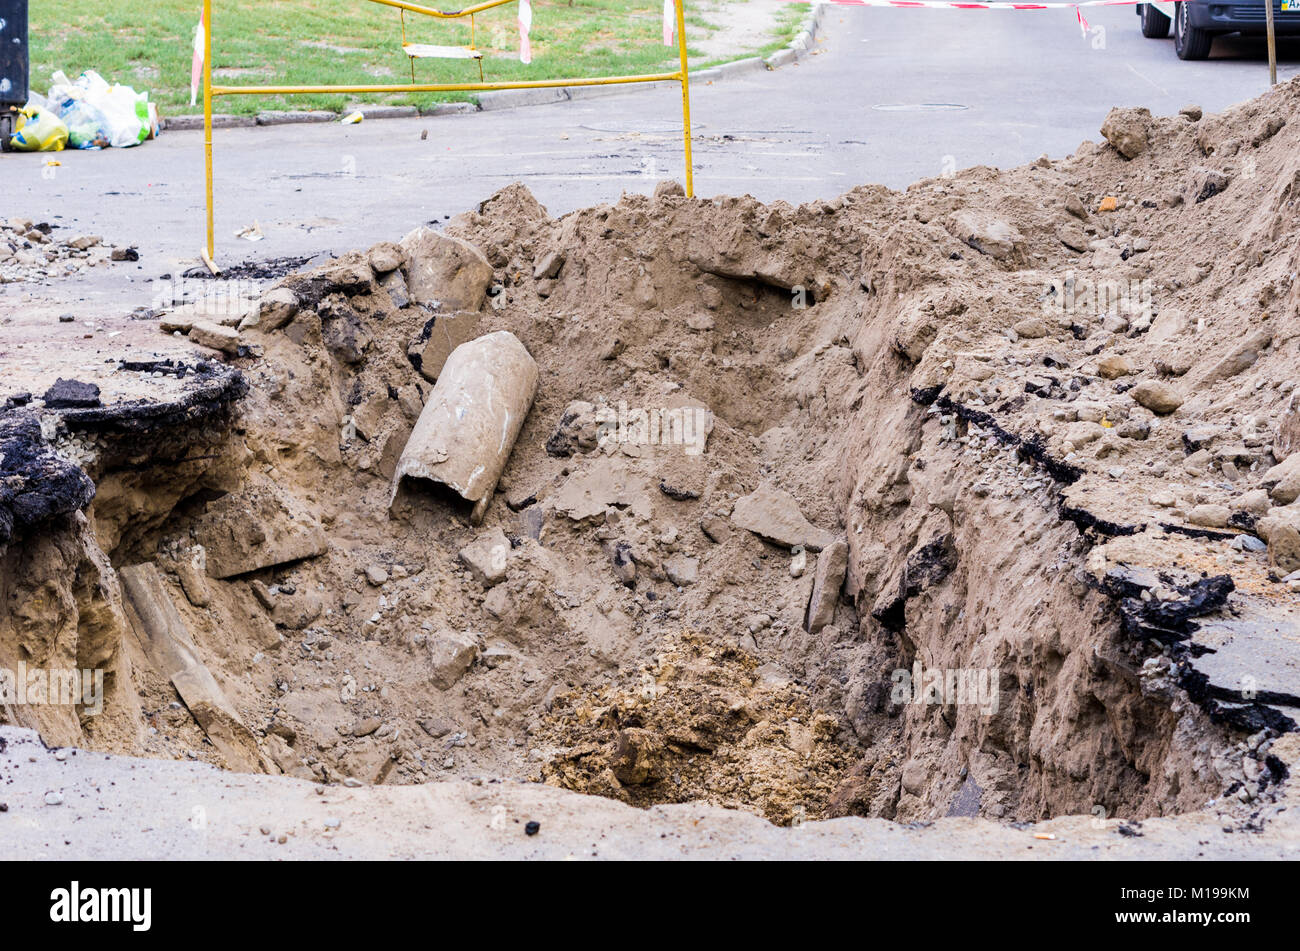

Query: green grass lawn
[28,0,802,117]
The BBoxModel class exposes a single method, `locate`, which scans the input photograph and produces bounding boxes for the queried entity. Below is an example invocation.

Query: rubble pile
[0,217,138,283]
[5,79,1300,833]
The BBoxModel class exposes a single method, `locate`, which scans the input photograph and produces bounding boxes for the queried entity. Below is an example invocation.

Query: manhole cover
[871,103,970,112]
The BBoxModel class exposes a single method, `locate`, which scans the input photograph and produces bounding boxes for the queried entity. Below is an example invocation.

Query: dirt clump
[538,631,847,825]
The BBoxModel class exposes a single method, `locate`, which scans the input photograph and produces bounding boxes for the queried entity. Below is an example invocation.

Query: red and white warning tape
[519,0,533,63]
[806,0,1183,36]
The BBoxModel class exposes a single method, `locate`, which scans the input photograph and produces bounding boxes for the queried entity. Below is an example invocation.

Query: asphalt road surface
[4,5,1299,306]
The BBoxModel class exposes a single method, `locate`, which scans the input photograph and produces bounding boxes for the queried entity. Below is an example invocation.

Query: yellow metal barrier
[201,0,695,270]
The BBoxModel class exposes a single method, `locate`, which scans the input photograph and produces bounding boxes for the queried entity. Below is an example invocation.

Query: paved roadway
[3,5,1299,308]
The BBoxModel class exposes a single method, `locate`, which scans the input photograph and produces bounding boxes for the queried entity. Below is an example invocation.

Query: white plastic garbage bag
[48,69,154,149]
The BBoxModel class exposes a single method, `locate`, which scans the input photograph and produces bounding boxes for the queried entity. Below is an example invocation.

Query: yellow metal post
[675,0,694,197]
[1265,0,1277,86]
[203,0,217,272]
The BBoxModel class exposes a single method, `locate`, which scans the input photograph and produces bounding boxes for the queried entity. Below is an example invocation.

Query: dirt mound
[6,80,1300,832]
[538,631,847,825]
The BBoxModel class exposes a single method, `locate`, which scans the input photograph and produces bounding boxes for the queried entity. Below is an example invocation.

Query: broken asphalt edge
[159,3,830,130]
[909,386,1299,738]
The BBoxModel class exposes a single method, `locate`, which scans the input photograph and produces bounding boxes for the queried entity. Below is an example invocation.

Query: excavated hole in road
[5,170,1284,827]
[0,309,1237,829]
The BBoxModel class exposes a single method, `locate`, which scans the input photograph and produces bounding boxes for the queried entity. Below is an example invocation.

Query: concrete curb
[476,86,571,112]
[693,55,768,83]
[163,114,256,131]
[255,110,337,126]
[420,102,478,116]
[777,0,829,67]
[342,104,420,119]
[158,4,830,129]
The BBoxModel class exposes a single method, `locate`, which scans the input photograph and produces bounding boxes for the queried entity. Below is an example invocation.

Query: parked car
[1138,0,1300,60]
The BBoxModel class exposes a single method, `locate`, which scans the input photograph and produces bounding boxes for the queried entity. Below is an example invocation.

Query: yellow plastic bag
[11,105,69,152]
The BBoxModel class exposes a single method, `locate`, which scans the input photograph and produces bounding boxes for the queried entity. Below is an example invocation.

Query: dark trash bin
[0,0,30,150]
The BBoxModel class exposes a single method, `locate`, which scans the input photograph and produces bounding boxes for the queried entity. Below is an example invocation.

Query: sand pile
[5,79,1300,830]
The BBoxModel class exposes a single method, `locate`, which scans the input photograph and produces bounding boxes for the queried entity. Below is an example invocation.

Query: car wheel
[1140,3,1171,38]
[1174,2,1212,59]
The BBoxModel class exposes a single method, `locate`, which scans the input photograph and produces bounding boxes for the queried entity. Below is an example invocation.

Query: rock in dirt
[612,728,664,785]
[700,515,730,544]
[119,563,266,772]
[1056,223,1089,252]
[271,590,323,631]
[194,474,329,579]
[1274,394,1300,461]
[189,320,241,355]
[1269,524,1300,575]
[159,313,196,334]
[1130,380,1183,415]
[731,483,835,551]
[946,210,1024,261]
[1097,353,1134,379]
[553,460,654,523]
[805,539,848,633]
[609,541,637,587]
[1262,454,1300,504]
[316,253,375,292]
[545,401,603,457]
[1012,317,1049,339]
[533,250,565,280]
[790,547,807,578]
[427,629,479,689]
[174,545,212,608]
[368,241,404,274]
[1147,308,1187,344]
[399,227,494,312]
[351,394,390,443]
[1238,488,1271,514]
[1199,329,1271,385]
[1188,504,1230,529]
[409,312,481,382]
[379,269,410,309]
[458,527,510,587]
[1100,106,1152,159]
[1186,167,1230,204]
[664,554,699,587]
[239,288,298,332]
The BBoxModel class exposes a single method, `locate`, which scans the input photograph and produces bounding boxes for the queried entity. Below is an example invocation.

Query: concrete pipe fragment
[390,330,538,523]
